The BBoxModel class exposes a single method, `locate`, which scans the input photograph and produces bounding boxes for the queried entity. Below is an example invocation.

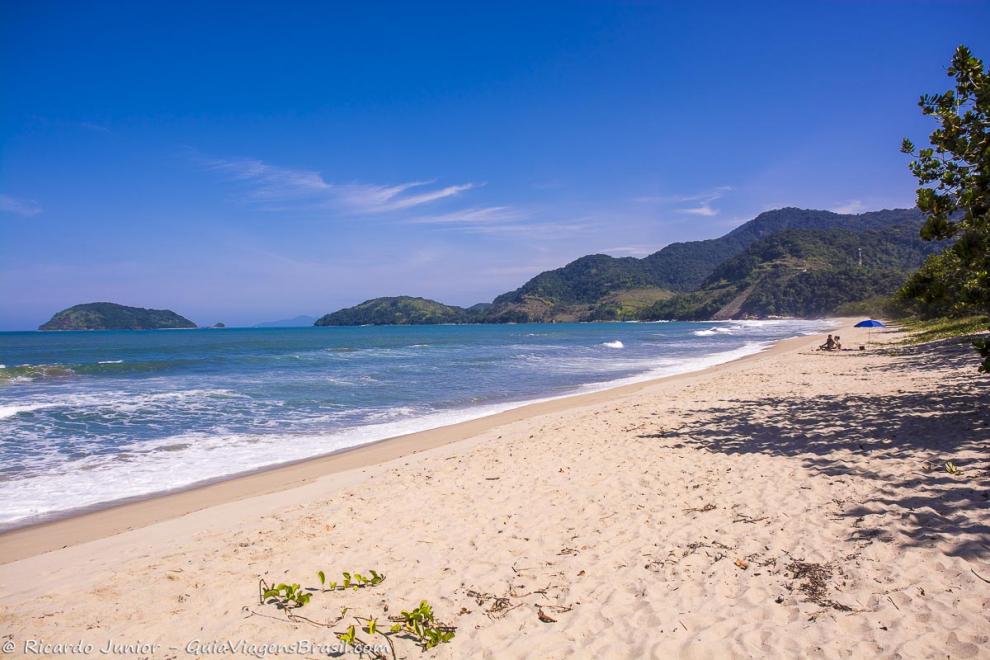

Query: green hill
[640,223,943,320]
[312,208,934,324]
[314,296,470,326]
[483,254,668,322]
[482,207,923,322]
[39,302,197,330]
[641,207,920,291]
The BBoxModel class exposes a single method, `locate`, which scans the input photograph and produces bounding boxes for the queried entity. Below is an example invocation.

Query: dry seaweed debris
[466,590,520,619]
[786,561,852,612]
[683,503,717,514]
[465,585,573,623]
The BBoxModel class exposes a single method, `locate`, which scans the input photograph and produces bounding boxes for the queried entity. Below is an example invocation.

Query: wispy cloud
[373,182,478,212]
[634,185,732,217]
[831,199,866,214]
[200,155,478,214]
[462,220,593,238]
[680,204,719,217]
[677,186,732,216]
[0,194,42,217]
[406,204,592,240]
[406,206,524,226]
[78,121,112,134]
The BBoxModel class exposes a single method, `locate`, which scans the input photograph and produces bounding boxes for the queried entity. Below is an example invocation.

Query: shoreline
[3,318,987,657]
[0,324,834,563]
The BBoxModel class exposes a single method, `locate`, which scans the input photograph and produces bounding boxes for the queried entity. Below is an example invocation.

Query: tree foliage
[900,45,990,371]
[899,45,989,307]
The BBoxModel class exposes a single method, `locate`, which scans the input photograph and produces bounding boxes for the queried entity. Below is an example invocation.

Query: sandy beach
[1,320,988,658]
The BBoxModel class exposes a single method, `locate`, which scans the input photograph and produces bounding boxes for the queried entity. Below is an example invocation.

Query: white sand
[1,321,988,658]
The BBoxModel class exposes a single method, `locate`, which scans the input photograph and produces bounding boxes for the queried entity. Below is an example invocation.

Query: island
[315,296,472,326]
[39,302,198,331]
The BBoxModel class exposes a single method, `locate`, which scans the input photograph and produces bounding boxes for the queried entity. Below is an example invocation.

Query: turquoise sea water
[0,320,830,527]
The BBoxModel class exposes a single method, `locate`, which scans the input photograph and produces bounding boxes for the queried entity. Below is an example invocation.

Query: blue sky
[1,1,988,329]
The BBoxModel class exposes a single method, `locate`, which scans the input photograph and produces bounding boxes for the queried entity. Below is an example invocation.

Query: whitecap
[601,340,624,349]
[0,403,52,420]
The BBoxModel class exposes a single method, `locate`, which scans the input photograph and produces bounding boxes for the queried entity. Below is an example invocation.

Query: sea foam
[0,403,52,420]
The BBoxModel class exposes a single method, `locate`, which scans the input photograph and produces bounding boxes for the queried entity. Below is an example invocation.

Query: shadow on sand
[673,336,990,560]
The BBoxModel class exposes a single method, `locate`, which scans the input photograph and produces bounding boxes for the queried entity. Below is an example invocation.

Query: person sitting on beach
[820,334,836,351]
[834,336,843,350]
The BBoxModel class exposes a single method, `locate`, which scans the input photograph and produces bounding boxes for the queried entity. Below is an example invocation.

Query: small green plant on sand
[317,569,385,591]
[332,603,454,658]
[254,571,454,658]
[388,600,456,650]
[258,580,311,610]
[332,615,396,659]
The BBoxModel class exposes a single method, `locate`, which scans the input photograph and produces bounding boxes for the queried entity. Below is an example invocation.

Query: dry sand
[1,321,988,659]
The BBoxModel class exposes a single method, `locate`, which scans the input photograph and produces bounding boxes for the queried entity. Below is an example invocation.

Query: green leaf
[337,625,356,645]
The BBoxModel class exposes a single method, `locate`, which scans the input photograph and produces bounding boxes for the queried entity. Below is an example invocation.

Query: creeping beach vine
[252,569,455,659]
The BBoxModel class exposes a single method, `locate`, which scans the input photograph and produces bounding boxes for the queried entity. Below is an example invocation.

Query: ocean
[0,319,830,527]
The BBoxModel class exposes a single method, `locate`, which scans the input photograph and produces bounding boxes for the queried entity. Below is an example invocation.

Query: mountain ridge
[314,207,928,325]
[478,207,923,322]
[643,222,940,320]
